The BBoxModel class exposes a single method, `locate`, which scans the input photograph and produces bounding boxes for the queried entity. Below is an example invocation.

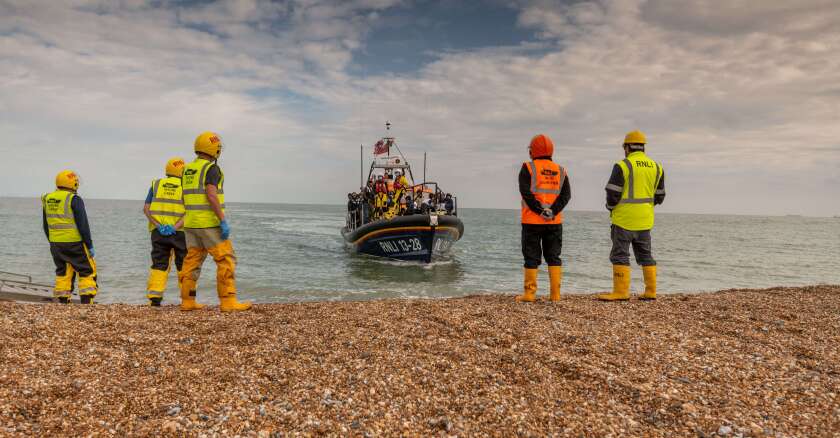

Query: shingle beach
[1,285,838,436]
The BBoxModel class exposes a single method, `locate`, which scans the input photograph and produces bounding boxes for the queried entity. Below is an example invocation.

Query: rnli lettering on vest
[635,161,655,168]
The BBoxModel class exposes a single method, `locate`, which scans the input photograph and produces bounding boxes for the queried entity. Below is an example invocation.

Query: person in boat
[42,170,98,304]
[361,183,373,224]
[346,193,357,228]
[384,190,399,219]
[444,193,454,215]
[403,195,419,215]
[394,170,407,205]
[419,197,433,215]
[180,131,251,312]
[516,134,571,303]
[374,190,387,219]
[143,157,187,307]
[394,170,409,191]
[374,175,387,194]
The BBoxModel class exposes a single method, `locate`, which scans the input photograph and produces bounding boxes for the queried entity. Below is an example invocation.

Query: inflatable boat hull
[341,214,464,263]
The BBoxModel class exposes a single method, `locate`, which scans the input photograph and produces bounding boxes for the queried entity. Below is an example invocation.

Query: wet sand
[1,285,838,436]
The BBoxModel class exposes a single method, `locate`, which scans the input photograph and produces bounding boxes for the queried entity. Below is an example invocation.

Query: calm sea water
[1,197,837,304]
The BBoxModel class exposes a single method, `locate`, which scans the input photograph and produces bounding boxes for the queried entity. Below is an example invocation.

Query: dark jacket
[605,163,666,210]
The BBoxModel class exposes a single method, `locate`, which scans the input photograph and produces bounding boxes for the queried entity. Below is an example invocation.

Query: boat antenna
[386,121,407,160]
[360,144,363,189]
[423,152,427,185]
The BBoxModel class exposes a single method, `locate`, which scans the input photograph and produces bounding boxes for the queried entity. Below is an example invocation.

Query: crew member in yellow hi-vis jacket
[41,170,98,304]
[179,131,252,312]
[599,130,666,301]
[143,157,187,306]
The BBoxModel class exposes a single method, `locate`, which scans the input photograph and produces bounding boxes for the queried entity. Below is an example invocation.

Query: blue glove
[157,224,169,235]
[164,225,176,236]
[220,219,230,240]
[88,247,95,258]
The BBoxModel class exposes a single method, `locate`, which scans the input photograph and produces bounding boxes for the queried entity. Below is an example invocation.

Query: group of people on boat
[346,170,455,228]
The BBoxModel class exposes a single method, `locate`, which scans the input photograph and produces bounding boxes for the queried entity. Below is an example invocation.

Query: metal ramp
[0,271,61,303]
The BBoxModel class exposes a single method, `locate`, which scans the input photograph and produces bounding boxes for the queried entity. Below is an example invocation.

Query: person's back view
[179,131,252,312]
[599,130,666,301]
[515,134,571,302]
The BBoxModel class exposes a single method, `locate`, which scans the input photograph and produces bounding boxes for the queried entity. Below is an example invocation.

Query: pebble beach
[1,285,838,436]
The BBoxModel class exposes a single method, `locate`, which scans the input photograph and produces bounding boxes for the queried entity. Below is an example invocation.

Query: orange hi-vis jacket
[521,159,566,225]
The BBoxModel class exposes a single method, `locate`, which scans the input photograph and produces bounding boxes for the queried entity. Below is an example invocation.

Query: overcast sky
[1,0,838,216]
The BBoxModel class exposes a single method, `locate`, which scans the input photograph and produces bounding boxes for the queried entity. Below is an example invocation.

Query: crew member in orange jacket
[516,134,571,302]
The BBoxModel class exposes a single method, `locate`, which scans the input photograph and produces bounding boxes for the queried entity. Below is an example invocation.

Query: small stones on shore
[0,285,838,435]
[428,416,453,432]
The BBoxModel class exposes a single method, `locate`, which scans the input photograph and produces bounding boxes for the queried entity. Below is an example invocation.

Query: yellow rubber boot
[598,265,631,301]
[179,248,207,311]
[516,268,538,302]
[219,294,253,312]
[206,240,252,312]
[146,269,168,302]
[548,265,562,302]
[54,263,75,300]
[639,265,656,300]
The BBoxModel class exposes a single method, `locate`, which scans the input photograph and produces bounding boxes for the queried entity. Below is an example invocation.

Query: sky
[1,0,838,216]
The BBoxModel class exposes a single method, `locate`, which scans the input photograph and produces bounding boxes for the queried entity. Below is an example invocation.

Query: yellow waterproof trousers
[50,242,97,299]
[179,229,238,300]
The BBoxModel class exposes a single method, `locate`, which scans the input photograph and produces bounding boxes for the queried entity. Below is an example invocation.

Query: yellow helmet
[623,130,647,145]
[194,131,223,159]
[55,170,80,191]
[165,157,185,177]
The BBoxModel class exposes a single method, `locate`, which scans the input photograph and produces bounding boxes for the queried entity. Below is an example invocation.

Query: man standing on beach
[179,132,252,312]
[143,157,187,306]
[42,170,98,304]
[599,130,666,301]
[516,134,571,302]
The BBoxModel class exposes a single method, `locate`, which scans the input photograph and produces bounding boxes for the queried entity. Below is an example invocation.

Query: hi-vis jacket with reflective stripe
[607,151,664,231]
[42,190,82,242]
[182,158,225,228]
[147,176,185,231]
[521,159,566,225]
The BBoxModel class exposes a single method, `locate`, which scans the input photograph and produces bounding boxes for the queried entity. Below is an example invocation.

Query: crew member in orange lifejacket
[516,134,571,302]
[374,175,387,194]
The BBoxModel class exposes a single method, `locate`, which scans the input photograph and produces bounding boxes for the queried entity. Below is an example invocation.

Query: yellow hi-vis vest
[147,176,185,231]
[610,151,663,231]
[182,158,225,228]
[42,190,82,242]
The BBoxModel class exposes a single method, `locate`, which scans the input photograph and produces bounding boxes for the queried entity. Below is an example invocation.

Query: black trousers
[521,224,562,269]
[150,229,187,271]
[50,242,94,277]
[609,225,656,266]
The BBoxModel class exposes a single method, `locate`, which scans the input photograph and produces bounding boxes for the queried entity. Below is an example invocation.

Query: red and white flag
[373,139,389,155]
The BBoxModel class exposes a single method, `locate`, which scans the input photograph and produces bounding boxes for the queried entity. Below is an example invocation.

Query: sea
[1,197,837,304]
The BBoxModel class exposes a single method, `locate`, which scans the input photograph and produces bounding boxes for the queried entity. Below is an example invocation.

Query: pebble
[0,285,837,435]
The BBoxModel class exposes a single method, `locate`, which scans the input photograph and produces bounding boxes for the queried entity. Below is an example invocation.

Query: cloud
[0,0,838,216]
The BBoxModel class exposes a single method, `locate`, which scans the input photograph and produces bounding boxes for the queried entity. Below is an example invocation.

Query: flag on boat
[373,139,390,155]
